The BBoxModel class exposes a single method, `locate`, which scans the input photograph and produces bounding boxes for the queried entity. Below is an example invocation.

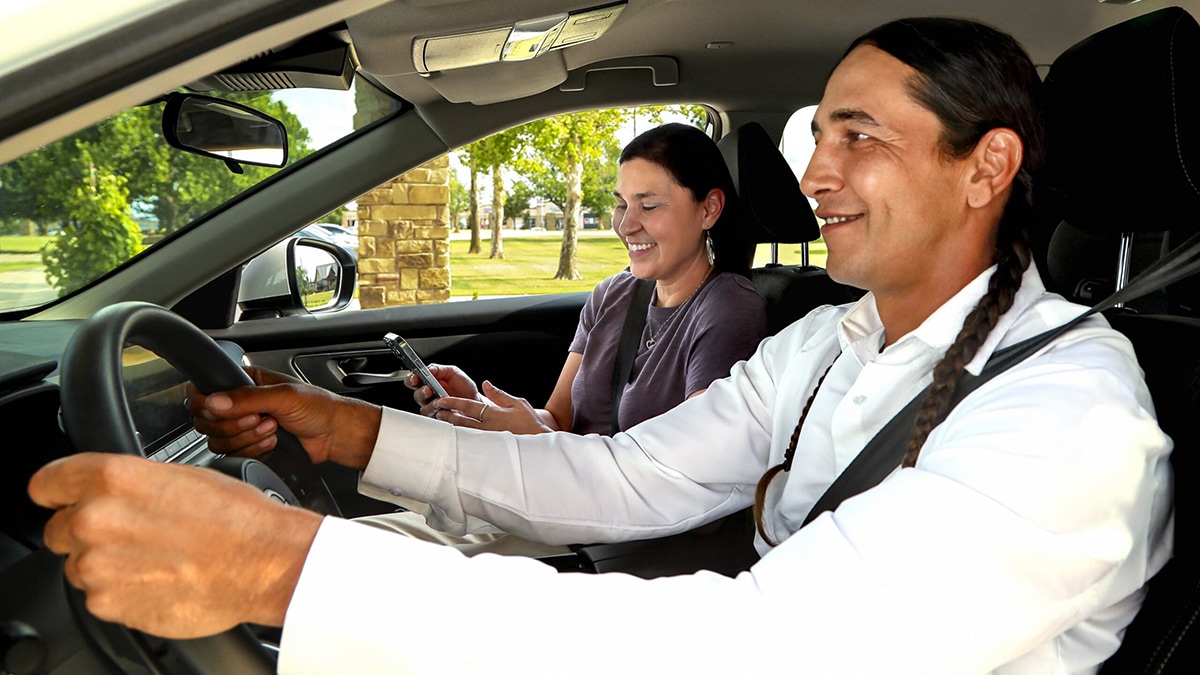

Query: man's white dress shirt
[279,265,1173,674]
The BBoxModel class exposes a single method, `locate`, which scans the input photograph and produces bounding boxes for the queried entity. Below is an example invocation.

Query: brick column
[355,156,452,308]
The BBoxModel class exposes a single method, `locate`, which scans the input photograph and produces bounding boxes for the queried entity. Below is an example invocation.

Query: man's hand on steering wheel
[28,452,322,639]
[187,365,382,471]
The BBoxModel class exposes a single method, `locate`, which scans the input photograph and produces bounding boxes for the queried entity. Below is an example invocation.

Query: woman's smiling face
[613,157,714,284]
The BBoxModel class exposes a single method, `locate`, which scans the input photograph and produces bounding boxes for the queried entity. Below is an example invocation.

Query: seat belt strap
[611,278,655,435]
[802,228,1200,527]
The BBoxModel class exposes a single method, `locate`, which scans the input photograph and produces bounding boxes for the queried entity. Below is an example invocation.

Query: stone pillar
[355,156,452,308]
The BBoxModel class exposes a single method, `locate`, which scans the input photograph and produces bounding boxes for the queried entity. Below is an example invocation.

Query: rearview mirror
[162,93,287,170]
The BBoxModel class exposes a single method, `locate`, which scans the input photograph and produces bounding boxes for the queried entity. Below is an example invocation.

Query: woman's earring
[705,230,715,265]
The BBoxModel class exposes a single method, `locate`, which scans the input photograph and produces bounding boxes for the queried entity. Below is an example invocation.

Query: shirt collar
[837,262,1047,375]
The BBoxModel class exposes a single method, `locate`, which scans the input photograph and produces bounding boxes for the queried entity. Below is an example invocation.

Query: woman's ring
[478,404,487,422]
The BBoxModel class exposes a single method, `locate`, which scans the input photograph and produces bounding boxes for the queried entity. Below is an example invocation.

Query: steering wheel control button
[209,456,302,506]
[263,489,289,504]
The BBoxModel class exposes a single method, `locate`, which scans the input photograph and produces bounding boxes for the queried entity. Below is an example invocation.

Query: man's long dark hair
[754,18,1047,545]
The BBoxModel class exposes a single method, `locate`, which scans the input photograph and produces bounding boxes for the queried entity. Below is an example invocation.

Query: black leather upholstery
[1040,8,1200,236]
[717,121,819,246]
[1040,7,1200,672]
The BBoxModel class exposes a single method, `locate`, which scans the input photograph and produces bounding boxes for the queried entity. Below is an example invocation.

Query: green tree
[449,175,470,230]
[296,265,314,296]
[41,171,142,296]
[111,97,311,233]
[506,180,534,229]
[468,129,522,259]
[581,142,621,230]
[1,93,312,235]
[1,92,313,296]
[317,206,346,225]
[459,146,483,254]
[0,128,96,233]
[518,109,627,279]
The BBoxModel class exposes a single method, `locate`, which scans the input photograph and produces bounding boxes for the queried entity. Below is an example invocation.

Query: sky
[274,87,357,149]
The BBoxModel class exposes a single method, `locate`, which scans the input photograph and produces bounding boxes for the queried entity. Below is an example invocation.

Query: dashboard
[122,346,214,466]
[0,340,242,574]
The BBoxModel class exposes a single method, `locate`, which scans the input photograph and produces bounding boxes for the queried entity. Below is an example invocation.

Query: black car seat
[1042,220,1189,315]
[1038,6,1200,672]
[716,121,863,335]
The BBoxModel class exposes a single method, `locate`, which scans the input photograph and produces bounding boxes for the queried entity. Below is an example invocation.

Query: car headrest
[1040,6,1200,236]
[717,122,820,244]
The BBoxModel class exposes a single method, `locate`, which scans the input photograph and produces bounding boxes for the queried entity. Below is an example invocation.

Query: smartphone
[382,332,450,399]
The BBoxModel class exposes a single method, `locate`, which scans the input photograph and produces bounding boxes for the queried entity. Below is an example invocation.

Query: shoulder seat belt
[610,277,655,435]
[803,230,1200,527]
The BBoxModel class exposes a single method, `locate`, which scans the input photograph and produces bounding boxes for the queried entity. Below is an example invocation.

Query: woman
[408,122,767,436]
[363,122,766,554]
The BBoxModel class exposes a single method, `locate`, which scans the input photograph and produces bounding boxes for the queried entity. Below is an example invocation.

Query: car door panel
[206,292,589,516]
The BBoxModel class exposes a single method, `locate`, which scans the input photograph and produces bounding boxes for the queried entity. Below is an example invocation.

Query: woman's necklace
[646,276,707,348]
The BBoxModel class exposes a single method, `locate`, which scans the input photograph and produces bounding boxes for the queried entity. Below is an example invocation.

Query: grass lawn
[0,232,829,297]
[0,260,40,273]
[447,231,828,297]
[0,235,51,254]
[449,234,631,297]
[0,236,50,273]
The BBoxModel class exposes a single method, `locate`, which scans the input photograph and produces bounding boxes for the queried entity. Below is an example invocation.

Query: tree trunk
[489,163,505,259]
[155,193,179,233]
[554,136,584,280]
[468,155,482,254]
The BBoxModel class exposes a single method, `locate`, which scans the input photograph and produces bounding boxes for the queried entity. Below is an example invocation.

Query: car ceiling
[347,0,1188,125]
[2,0,1195,168]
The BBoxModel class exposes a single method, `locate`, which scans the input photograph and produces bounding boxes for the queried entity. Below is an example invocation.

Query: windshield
[0,77,380,313]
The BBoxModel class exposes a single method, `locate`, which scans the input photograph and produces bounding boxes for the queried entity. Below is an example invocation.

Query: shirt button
[388,488,403,497]
[853,395,866,405]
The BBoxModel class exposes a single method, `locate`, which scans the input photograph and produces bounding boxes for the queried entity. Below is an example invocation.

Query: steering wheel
[57,301,342,673]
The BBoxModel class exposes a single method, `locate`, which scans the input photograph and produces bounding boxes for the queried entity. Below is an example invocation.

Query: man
[30,17,1171,674]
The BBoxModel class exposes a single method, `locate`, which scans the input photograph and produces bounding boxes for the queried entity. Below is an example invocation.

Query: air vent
[187,30,355,93]
[213,72,296,91]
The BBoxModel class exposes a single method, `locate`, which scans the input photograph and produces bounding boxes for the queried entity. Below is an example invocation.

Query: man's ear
[965,128,1023,209]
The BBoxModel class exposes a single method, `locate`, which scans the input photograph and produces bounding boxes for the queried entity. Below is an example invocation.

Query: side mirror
[238,238,356,320]
[162,93,287,171]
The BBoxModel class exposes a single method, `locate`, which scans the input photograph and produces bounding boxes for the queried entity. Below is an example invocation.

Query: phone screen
[382,332,450,399]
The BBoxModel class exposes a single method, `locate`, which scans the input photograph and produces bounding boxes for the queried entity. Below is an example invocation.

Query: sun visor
[423,54,568,105]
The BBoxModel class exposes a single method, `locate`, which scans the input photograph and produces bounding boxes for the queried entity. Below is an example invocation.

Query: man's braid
[900,230,1030,468]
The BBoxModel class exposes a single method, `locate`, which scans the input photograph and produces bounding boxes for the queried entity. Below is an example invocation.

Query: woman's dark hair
[754,18,1046,545]
[620,122,747,275]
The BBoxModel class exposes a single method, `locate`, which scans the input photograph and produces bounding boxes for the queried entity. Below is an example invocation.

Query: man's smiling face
[801,44,977,299]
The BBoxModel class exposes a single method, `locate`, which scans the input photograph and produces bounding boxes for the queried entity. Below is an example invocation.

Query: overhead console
[412,2,625,74]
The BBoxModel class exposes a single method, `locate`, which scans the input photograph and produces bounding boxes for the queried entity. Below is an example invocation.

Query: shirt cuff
[359,407,455,506]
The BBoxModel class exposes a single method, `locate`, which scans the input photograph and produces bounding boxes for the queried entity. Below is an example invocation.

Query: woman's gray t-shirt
[568,269,767,435]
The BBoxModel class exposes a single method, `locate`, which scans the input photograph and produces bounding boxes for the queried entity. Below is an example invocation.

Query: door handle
[341,370,409,387]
